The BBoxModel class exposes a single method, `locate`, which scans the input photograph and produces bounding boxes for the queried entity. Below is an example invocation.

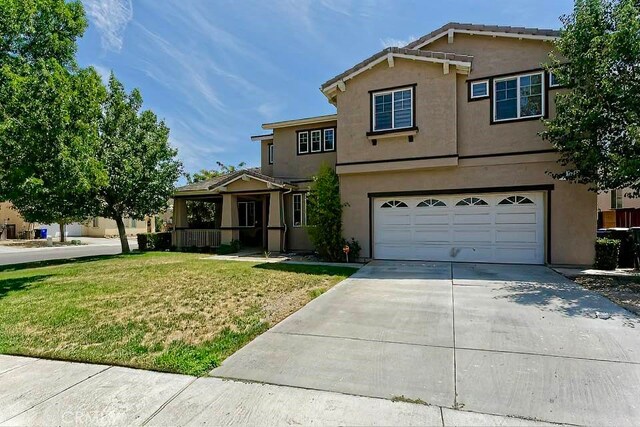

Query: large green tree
[0,0,106,241]
[95,74,182,252]
[306,164,344,261]
[542,0,640,196]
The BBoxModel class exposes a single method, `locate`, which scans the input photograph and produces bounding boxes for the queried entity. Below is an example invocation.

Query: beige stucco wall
[283,192,313,252]
[340,160,596,266]
[335,60,457,164]
[271,120,337,180]
[428,34,557,156]
[260,140,273,177]
[82,216,152,238]
[0,202,31,239]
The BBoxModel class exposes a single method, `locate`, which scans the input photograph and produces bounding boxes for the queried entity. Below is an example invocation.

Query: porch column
[267,191,283,252]
[173,198,187,228]
[221,193,239,243]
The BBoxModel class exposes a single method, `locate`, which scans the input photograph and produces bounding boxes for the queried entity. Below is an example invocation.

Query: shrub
[137,232,172,251]
[306,164,344,261]
[342,238,361,263]
[216,240,241,255]
[594,238,620,270]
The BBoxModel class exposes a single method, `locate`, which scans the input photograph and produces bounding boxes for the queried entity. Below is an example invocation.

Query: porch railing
[173,229,222,248]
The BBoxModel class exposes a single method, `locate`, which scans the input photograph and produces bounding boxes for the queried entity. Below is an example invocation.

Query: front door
[238,200,264,247]
[5,224,16,239]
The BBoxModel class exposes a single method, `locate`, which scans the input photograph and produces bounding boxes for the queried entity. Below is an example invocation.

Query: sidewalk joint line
[0,365,112,424]
[141,376,199,426]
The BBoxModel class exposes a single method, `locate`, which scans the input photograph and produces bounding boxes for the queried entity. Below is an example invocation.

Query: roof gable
[405,22,559,50]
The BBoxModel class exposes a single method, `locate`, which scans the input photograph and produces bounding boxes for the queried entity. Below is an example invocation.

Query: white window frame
[611,190,623,209]
[549,72,560,88]
[238,201,255,228]
[298,131,309,154]
[470,80,489,99]
[310,130,322,153]
[292,193,306,227]
[493,72,545,122]
[372,86,414,131]
[323,128,335,151]
[268,143,274,164]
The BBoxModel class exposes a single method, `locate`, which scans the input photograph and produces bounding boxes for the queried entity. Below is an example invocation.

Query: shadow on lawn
[0,274,53,299]
[252,262,358,277]
[0,252,145,273]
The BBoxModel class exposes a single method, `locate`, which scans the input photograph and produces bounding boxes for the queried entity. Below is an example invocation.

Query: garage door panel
[495,229,538,243]
[452,212,492,225]
[495,212,537,224]
[414,229,450,242]
[374,192,545,264]
[413,213,450,225]
[452,229,492,243]
[379,213,411,226]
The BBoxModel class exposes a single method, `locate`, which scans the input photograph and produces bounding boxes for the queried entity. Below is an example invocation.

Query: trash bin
[34,229,42,239]
[631,227,640,269]
[40,228,47,239]
[608,228,634,268]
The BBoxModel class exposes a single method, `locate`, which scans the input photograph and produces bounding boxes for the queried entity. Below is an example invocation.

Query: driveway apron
[212,260,640,426]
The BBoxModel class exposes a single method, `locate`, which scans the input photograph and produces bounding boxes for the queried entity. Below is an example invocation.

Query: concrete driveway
[213,261,640,426]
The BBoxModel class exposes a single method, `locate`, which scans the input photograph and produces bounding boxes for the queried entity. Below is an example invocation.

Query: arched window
[498,195,534,205]
[417,198,446,207]
[380,200,408,208]
[456,197,488,206]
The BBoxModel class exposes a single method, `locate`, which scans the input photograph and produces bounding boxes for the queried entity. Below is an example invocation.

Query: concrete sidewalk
[0,355,551,426]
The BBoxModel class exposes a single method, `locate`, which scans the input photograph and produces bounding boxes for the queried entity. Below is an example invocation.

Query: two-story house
[172,23,596,266]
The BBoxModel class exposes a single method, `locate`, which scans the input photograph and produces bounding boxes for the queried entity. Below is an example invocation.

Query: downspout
[281,187,293,253]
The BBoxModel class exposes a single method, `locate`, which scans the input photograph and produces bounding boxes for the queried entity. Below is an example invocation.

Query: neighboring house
[0,202,152,239]
[597,189,640,228]
[0,202,32,240]
[173,22,596,265]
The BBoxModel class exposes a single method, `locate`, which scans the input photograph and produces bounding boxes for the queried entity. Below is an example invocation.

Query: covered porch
[172,170,294,252]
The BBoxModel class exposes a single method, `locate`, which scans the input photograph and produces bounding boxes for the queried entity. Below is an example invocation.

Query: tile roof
[175,168,292,194]
[320,47,472,91]
[404,22,560,50]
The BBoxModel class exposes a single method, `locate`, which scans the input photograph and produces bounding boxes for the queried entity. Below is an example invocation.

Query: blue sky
[77,0,573,176]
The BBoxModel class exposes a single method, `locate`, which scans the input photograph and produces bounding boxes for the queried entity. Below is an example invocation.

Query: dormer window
[371,86,415,131]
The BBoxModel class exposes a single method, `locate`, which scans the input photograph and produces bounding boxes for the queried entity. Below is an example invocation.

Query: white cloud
[380,35,417,48]
[257,102,284,120]
[83,0,133,52]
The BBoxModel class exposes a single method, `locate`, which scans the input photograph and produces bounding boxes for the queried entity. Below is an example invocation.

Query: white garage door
[374,192,545,264]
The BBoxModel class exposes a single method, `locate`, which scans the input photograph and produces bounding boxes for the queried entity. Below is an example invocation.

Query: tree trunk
[59,221,66,243]
[115,216,130,253]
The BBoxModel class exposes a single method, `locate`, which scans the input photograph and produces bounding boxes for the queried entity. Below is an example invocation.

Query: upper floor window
[372,86,414,131]
[611,190,623,209]
[297,127,336,155]
[268,143,274,164]
[310,130,322,152]
[494,72,544,122]
[470,80,489,99]
[549,72,561,88]
[324,128,335,151]
[298,132,309,154]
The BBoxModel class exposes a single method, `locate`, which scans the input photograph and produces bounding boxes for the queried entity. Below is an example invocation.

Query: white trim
[323,128,335,151]
[470,80,489,99]
[322,54,471,96]
[411,28,558,50]
[250,134,273,142]
[310,130,322,153]
[211,173,285,192]
[549,72,560,88]
[493,71,545,122]
[268,143,274,164]
[298,131,309,154]
[263,114,337,130]
[372,86,414,132]
[292,193,305,227]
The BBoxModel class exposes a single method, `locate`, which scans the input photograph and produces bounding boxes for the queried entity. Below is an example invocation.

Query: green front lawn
[0,253,355,376]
